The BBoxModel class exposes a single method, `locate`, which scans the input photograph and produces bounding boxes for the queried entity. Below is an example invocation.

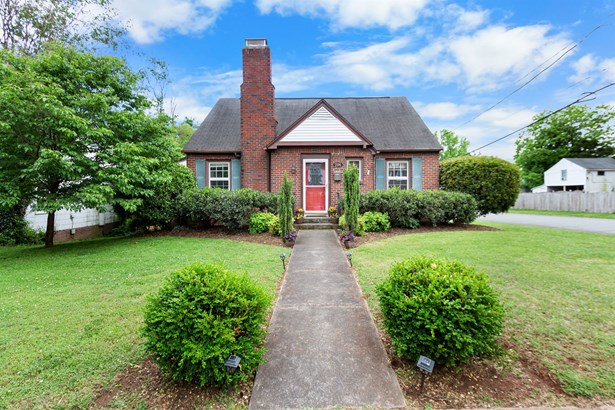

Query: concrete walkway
[479,213,615,235]
[249,230,406,409]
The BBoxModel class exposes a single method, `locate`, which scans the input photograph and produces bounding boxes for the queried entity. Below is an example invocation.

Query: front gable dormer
[268,100,372,149]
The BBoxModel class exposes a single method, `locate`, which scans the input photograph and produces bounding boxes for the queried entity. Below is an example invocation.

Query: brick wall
[186,153,237,187]
[240,44,276,191]
[53,222,116,243]
[270,147,440,208]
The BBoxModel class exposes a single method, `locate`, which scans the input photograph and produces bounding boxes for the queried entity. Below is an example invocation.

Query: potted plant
[283,230,298,246]
[327,206,338,223]
[340,231,355,249]
[295,208,305,224]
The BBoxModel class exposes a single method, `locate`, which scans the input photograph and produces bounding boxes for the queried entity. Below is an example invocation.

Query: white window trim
[208,161,230,190]
[346,159,362,181]
[561,169,567,181]
[386,160,409,189]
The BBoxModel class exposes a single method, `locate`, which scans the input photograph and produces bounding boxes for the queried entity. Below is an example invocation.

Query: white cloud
[265,24,571,94]
[449,25,571,91]
[256,0,429,30]
[113,0,232,44]
[414,102,481,120]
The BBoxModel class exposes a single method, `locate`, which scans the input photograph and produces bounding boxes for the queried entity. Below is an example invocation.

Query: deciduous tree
[0,0,123,55]
[435,129,469,161]
[0,45,181,247]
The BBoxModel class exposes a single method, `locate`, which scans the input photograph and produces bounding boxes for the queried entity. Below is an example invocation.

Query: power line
[466,82,615,155]
[454,15,613,131]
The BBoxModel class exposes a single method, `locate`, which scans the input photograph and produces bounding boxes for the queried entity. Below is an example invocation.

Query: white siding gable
[280,106,362,144]
[544,159,587,187]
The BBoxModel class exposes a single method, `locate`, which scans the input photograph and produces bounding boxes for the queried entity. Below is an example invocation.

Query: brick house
[183,39,442,214]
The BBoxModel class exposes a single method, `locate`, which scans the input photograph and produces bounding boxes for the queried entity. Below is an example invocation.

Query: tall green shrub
[343,166,360,233]
[277,173,294,237]
[376,256,504,366]
[142,263,271,387]
[440,156,520,216]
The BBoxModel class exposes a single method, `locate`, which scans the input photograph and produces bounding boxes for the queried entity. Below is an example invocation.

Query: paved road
[479,213,615,235]
[249,230,405,409]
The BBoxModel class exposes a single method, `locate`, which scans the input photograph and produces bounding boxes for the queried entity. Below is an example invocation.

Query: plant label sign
[417,355,435,374]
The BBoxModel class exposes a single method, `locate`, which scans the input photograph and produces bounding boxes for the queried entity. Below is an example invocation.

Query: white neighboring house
[24,205,119,242]
[534,157,615,193]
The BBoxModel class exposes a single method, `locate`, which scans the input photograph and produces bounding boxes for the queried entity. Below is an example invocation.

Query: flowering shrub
[327,206,338,218]
[295,208,305,218]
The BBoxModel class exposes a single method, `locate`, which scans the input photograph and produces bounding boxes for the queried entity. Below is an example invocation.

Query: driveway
[479,213,615,235]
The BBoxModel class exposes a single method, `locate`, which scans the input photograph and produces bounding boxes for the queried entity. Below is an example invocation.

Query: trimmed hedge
[176,188,278,231]
[360,188,477,228]
[142,263,272,387]
[376,256,504,366]
[440,156,520,216]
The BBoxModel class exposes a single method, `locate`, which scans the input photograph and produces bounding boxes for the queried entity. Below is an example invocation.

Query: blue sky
[110,0,615,160]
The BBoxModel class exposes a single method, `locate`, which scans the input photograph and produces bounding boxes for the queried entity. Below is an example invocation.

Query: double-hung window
[209,162,230,189]
[346,159,362,181]
[387,161,409,189]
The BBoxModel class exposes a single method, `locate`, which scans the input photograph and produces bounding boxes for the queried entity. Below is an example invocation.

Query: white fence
[513,192,615,213]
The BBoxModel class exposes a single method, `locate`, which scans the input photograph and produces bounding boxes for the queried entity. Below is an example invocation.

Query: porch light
[346,252,352,266]
[416,355,435,394]
[279,252,286,270]
[225,355,241,374]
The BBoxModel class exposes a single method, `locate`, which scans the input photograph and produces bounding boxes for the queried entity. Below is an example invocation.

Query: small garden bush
[376,255,504,366]
[339,214,365,236]
[440,156,520,216]
[142,263,272,387]
[248,211,277,234]
[361,211,390,232]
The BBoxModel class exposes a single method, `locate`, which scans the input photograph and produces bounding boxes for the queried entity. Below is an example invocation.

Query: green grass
[0,235,285,409]
[353,223,615,398]
[509,208,615,219]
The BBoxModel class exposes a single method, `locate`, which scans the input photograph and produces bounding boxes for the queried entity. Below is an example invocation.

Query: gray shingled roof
[566,157,615,170]
[183,97,441,153]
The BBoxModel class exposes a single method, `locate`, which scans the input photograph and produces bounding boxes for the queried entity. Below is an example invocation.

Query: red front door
[305,161,326,212]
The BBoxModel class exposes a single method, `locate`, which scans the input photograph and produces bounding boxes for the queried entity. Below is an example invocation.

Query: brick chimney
[240,38,276,191]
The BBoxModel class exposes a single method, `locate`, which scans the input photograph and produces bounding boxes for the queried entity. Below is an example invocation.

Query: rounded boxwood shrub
[248,211,277,234]
[440,156,520,216]
[142,263,272,386]
[376,256,504,366]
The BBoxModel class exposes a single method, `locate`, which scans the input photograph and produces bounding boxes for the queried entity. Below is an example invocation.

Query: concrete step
[302,217,333,224]
[296,222,339,230]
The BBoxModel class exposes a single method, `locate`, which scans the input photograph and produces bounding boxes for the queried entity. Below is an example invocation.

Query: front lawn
[0,236,285,409]
[353,223,615,400]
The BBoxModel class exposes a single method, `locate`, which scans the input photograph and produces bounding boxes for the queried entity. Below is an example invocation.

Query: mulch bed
[144,223,500,248]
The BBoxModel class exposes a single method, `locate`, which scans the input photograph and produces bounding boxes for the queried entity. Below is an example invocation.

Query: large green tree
[0,45,182,247]
[0,0,123,55]
[514,105,615,189]
[435,129,470,161]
